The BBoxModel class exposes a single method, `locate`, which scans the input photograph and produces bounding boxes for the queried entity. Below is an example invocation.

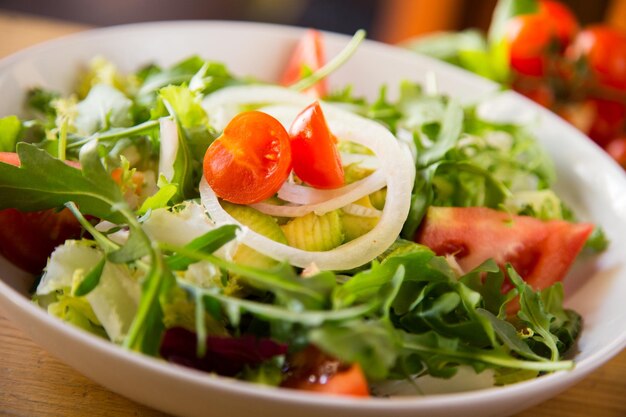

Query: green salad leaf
[0,142,125,222]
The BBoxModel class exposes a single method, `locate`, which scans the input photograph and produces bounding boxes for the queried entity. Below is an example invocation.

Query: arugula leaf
[178,280,374,327]
[107,228,151,263]
[507,265,560,360]
[477,308,545,361]
[0,142,125,222]
[460,259,514,318]
[64,202,120,253]
[401,330,572,377]
[417,100,464,168]
[161,243,334,310]
[74,257,106,297]
[137,56,232,98]
[400,164,437,239]
[366,86,403,131]
[540,284,582,354]
[434,160,511,208]
[137,56,206,97]
[309,320,400,380]
[165,225,239,271]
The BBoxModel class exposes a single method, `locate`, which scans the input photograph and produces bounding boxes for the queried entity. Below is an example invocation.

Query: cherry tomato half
[289,101,344,189]
[566,26,626,91]
[280,29,327,97]
[203,111,292,205]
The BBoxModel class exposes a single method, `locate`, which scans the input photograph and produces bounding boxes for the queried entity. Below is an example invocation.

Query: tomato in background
[505,1,578,77]
[587,98,626,148]
[203,111,292,205]
[566,26,626,91]
[512,79,555,108]
[0,152,83,273]
[538,0,578,49]
[606,137,626,167]
[289,101,344,189]
[505,14,554,77]
[280,29,327,97]
[281,346,369,397]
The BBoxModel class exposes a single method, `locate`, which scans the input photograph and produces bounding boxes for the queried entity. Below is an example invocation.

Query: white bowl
[0,21,625,417]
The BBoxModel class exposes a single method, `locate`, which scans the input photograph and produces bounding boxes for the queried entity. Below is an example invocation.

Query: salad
[0,29,605,397]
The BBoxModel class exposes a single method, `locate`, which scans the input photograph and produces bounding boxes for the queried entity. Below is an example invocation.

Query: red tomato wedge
[0,152,83,273]
[281,346,369,397]
[415,206,593,292]
[280,29,327,97]
[203,111,292,205]
[289,101,344,189]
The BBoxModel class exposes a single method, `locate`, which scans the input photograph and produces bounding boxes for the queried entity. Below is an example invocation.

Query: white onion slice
[254,169,386,217]
[158,118,178,181]
[277,169,382,206]
[342,204,381,218]
[199,87,415,270]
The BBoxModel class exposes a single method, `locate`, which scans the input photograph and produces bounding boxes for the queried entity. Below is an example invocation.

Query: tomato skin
[0,151,20,166]
[415,206,594,292]
[587,98,626,148]
[566,26,626,91]
[281,346,369,397]
[505,2,578,77]
[289,102,344,189]
[506,14,554,77]
[0,208,83,273]
[0,152,83,273]
[538,0,578,49]
[512,79,555,108]
[280,29,327,97]
[203,111,292,205]
[606,137,626,167]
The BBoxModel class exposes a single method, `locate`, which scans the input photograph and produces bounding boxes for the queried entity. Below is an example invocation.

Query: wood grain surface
[0,9,624,417]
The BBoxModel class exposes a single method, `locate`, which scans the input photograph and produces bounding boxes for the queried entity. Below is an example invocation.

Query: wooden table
[0,9,625,417]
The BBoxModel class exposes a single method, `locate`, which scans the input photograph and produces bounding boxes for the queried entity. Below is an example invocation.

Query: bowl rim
[0,18,625,411]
